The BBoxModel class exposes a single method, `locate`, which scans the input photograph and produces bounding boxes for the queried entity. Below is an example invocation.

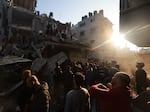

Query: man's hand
[97,83,108,89]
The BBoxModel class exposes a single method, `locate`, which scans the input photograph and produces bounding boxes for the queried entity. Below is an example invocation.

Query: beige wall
[75,12,113,47]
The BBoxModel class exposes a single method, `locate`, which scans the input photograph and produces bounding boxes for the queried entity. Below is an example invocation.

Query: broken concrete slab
[0,56,32,66]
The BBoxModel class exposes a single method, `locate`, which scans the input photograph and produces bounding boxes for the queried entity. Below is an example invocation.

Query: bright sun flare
[111,33,126,48]
[111,33,138,51]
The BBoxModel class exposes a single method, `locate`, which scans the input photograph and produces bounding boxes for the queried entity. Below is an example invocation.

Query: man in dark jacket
[26,75,51,112]
[17,69,33,112]
[135,62,147,94]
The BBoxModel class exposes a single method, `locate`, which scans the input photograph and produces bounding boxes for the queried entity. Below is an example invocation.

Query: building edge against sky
[35,0,119,33]
[120,0,150,48]
[72,10,113,48]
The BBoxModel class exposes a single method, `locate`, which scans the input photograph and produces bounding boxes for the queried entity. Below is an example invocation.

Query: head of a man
[111,72,130,88]
[73,72,85,87]
[22,69,32,80]
[26,75,40,88]
[136,62,144,69]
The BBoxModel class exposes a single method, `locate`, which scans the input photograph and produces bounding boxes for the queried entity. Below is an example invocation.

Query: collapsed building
[0,1,90,111]
[0,0,88,61]
[0,0,149,112]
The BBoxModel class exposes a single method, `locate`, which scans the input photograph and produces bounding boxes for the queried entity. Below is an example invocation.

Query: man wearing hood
[26,75,51,112]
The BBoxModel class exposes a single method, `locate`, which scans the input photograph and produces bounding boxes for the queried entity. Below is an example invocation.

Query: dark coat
[135,69,147,94]
[17,81,33,111]
[28,82,51,112]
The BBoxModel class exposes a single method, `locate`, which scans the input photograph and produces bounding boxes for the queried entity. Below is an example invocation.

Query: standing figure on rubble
[26,75,51,112]
[135,62,148,94]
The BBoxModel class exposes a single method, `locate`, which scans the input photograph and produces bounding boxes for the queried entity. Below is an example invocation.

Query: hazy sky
[36,0,119,32]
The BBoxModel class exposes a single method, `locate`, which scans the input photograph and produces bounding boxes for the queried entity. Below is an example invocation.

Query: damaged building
[0,0,88,61]
[0,1,90,110]
[0,1,114,111]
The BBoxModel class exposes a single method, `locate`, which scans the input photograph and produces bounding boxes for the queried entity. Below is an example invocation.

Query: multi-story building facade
[72,10,113,48]
[9,0,36,11]
[120,0,150,47]
[8,0,36,38]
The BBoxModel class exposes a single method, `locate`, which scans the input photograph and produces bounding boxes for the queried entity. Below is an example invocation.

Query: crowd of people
[16,60,149,112]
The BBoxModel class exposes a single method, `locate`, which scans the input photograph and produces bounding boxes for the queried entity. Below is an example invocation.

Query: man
[64,72,90,112]
[17,69,33,112]
[26,75,51,112]
[135,62,147,94]
[89,72,132,112]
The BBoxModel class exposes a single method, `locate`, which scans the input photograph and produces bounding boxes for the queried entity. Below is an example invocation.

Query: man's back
[102,87,131,112]
[64,87,90,112]
[89,72,132,112]
[89,85,131,112]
